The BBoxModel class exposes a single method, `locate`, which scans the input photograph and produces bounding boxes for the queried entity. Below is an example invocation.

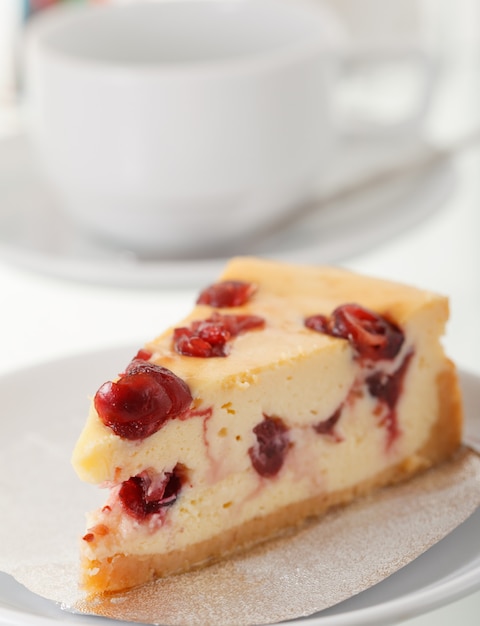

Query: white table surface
[0,52,479,626]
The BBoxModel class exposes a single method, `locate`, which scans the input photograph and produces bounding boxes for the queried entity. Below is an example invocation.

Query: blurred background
[0,2,479,625]
[0,1,479,106]
[0,0,479,133]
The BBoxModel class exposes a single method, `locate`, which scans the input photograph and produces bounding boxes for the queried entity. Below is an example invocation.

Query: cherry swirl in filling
[306,303,411,446]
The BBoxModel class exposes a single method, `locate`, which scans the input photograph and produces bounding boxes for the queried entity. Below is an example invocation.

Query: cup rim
[25,0,345,78]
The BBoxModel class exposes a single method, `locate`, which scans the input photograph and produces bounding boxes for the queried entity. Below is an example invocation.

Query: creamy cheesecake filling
[80,331,442,563]
[72,257,462,593]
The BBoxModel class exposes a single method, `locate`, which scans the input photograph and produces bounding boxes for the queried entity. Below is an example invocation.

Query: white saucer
[0,133,455,288]
[0,346,478,625]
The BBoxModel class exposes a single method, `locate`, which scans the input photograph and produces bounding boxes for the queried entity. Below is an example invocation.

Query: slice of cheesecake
[72,257,463,595]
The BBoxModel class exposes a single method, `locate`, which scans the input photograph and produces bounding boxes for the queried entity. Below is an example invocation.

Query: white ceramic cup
[24,0,344,256]
[327,0,439,134]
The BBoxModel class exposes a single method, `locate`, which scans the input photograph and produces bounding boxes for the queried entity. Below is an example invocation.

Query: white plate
[0,345,478,625]
[0,133,455,288]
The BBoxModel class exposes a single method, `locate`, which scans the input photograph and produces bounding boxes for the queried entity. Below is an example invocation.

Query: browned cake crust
[81,360,463,595]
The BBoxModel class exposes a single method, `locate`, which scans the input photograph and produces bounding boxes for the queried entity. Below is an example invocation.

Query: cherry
[125,361,192,417]
[174,332,224,358]
[118,476,147,519]
[304,314,330,334]
[331,304,404,360]
[118,465,186,521]
[305,304,404,361]
[197,280,256,307]
[132,348,152,362]
[248,415,290,477]
[173,312,265,358]
[94,362,192,440]
[218,313,265,335]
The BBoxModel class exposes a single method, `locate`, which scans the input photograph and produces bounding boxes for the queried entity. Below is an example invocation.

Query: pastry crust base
[82,362,463,595]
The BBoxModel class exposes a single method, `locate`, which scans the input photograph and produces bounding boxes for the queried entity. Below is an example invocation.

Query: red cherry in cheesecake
[118,476,148,519]
[125,361,192,417]
[94,374,172,440]
[330,304,404,360]
[249,415,290,477]
[95,362,192,440]
[119,466,186,520]
[173,312,265,358]
[304,314,330,334]
[196,280,256,307]
[306,304,404,361]
[132,348,152,362]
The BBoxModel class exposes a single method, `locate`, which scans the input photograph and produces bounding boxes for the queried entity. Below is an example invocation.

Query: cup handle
[333,45,438,138]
